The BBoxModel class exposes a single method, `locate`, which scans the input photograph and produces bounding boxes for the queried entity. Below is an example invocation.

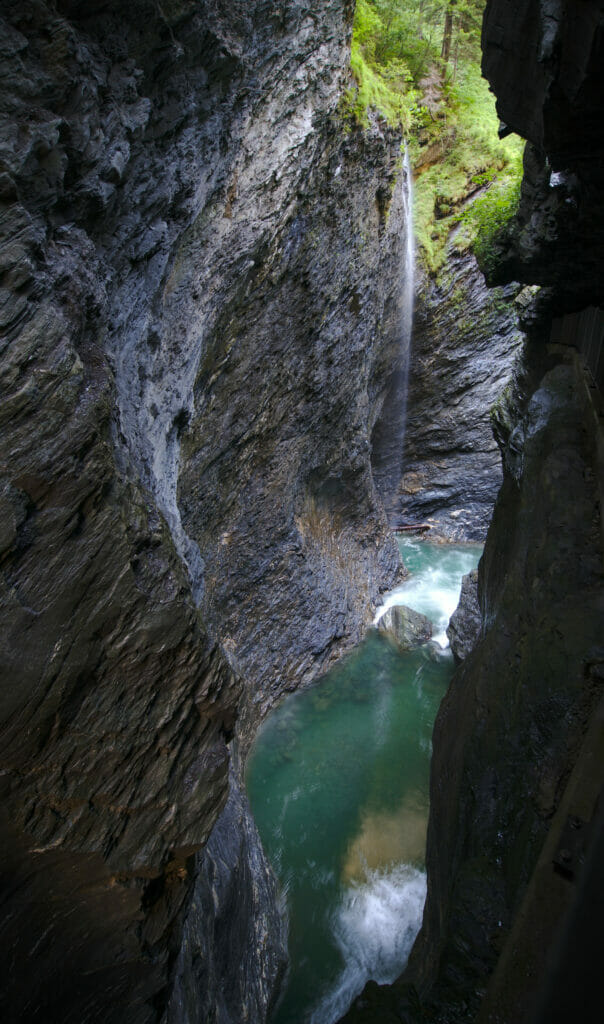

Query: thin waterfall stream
[246,152,475,1023]
[370,142,416,520]
[247,539,482,1024]
[398,143,415,452]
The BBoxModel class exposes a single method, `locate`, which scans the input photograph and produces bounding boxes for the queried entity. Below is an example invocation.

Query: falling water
[398,143,415,450]
[371,145,416,518]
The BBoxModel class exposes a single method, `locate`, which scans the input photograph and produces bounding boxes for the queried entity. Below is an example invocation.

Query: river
[247,537,482,1024]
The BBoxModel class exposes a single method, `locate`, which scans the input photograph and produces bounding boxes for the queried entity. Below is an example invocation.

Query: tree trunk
[441,1,455,65]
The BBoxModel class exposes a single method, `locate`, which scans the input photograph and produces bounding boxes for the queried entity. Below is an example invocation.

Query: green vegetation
[459,173,522,276]
[348,0,524,273]
[345,0,419,130]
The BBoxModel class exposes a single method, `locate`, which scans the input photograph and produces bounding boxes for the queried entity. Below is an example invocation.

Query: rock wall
[375,0,604,544]
[481,0,604,312]
[166,766,288,1024]
[343,348,604,1024]
[396,249,524,540]
[177,100,406,735]
[342,2,604,1022]
[410,354,603,1022]
[0,1,405,1020]
[446,568,480,663]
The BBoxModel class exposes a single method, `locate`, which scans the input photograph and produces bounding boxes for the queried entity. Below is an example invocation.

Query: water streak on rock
[399,143,415,454]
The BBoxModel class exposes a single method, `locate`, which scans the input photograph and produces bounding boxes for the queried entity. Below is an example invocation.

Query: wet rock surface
[446,569,480,663]
[343,357,604,1024]
[343,3,604,1023]
[178,111,406,736]
[0,1,404,1019]
[379,605,433,650]
[386,248,523,541]
[410,359,604,1022]
[166,766,288,1024]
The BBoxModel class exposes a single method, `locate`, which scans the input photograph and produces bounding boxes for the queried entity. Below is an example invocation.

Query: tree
[440,1,456,65]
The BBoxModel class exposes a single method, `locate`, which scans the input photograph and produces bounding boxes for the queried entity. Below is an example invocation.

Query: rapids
[247,538,482,1023]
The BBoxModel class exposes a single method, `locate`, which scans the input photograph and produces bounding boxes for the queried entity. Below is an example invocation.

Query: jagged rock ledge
[396,249,524,542]
[446,568,480,663]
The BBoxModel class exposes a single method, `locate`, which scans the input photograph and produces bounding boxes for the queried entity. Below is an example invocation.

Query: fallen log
[394,523,431,533]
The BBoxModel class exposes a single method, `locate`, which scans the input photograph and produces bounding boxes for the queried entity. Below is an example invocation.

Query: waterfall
[370,145,415,521]
[398,143,415,452]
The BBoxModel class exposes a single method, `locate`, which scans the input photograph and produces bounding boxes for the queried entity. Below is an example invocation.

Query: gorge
[0,2,603,1024]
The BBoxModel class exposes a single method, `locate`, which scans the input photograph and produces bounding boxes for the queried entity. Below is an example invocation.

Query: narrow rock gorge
[370,241,525,541]
[1,1,603,1023]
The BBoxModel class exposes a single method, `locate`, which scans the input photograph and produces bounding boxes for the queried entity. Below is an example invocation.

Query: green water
[246,539,482,1024]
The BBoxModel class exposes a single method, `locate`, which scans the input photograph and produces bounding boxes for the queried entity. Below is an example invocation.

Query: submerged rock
[446,568,481,662]
[379,605,433,649]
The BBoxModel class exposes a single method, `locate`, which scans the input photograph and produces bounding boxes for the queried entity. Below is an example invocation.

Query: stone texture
[342,4,604,1023]
[392,249,523,541]
[481,0,604,312]
[342,356,604,1024]
[446,569,481,663]
[410,358,604,1021]
[177,114,406,737]
[166,767,288,1024]
[0,1,405,1019]
[379,605,433,650]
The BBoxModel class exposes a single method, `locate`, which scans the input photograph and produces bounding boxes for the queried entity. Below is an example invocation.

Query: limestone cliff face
[369,208,525,544]
[422,0,604,1017]
[414,8,604,1016]
[343,349,603,1024]
[178,102,405,734]
[412,356,603,1020]
[0,1,403,1020]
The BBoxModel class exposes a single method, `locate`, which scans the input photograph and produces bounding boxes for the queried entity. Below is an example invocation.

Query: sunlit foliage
[347,0,524,272]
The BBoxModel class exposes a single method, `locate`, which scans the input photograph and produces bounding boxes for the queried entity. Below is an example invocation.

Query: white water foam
[310,864,426,1024]
[373,571,460,646]
[374,545,481,647]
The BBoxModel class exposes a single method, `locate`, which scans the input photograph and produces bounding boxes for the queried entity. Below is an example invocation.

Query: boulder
[379,604,433,649]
